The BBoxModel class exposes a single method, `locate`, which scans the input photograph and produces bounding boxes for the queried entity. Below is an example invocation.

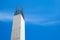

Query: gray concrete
[11,14,25,40]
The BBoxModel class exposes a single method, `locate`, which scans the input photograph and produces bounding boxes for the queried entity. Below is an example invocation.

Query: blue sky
[0,0,60,40]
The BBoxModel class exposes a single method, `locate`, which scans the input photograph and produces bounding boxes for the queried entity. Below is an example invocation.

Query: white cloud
[0,12,13,22]
[25,14,60,26]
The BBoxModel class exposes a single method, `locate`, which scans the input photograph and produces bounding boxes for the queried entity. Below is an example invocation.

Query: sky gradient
[0,0,60,40]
